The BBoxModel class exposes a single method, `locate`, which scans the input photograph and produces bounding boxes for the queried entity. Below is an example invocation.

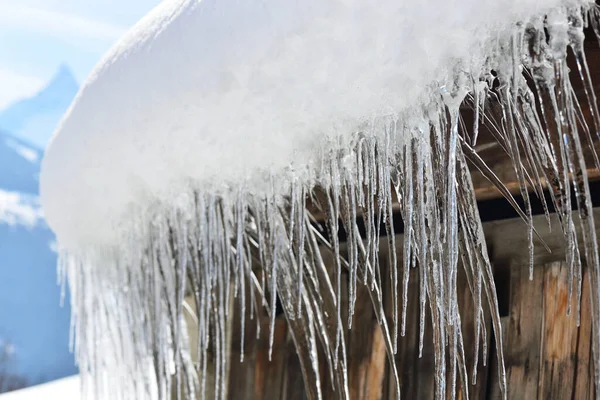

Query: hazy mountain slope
[0,65,78,149]
[0,136,76,384]
[0,134,41,194]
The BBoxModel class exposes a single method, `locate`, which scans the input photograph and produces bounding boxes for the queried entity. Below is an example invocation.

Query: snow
[42,0,577,251]
[39,1,600,399]
[0,376,80,400]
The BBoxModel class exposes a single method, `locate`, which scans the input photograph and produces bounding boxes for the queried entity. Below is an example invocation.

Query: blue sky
[0,0,160,109]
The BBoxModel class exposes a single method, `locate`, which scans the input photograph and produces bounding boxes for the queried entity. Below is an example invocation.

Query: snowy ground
[0,376,80,399]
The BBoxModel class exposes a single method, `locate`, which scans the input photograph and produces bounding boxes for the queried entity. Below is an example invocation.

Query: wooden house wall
[182,211,600,400]
[178,22,600,400]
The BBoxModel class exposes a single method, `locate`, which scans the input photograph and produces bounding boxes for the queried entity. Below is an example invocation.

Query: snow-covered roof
[41,0,573,251]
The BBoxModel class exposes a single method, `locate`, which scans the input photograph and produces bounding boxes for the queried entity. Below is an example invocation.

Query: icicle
[55,5,600,400]
[381,125,400,353]
[344,172,358,328]
[297,185,306,318]
[416,130,429,359]
[399,137,414,337]
[267,177,279,362]
[325,155,343,365]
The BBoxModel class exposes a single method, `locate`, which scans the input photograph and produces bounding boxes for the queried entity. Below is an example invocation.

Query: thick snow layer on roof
[41,0,583,249]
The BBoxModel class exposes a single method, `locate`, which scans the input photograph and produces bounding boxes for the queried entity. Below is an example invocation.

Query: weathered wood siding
[178,27,600,400]
[183,210,599,399]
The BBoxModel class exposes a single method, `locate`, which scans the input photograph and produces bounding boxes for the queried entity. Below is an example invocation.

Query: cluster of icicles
[60,5,600,400]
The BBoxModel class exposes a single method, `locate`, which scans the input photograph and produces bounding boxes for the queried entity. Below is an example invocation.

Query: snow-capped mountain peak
[38,64,78,104]
[0,65,78,385]
[0,64,79,149]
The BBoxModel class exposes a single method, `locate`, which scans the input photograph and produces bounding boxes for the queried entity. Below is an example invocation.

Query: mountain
[0,64,79,149]
[0,65,78,389]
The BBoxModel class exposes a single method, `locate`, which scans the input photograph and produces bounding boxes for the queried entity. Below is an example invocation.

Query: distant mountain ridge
[0,65,78,388]
[0,64,79,149]
[0,132,42,195]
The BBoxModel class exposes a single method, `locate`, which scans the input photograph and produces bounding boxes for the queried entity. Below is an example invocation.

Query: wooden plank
[384,264,433,399]
[281,331,307,400]
[253,318,287,400]
[318,250,349,400]
[473,170,600,201]
[455,267,493,400]
[414,306,436,399]
[486,316,510,400]
[348,281,387,400]
[504,261,544,400]
[572,269,594,400]
[538,261,579,399]
[487,261,596,399]
[382,243,494,399]
[226,292,259,400]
